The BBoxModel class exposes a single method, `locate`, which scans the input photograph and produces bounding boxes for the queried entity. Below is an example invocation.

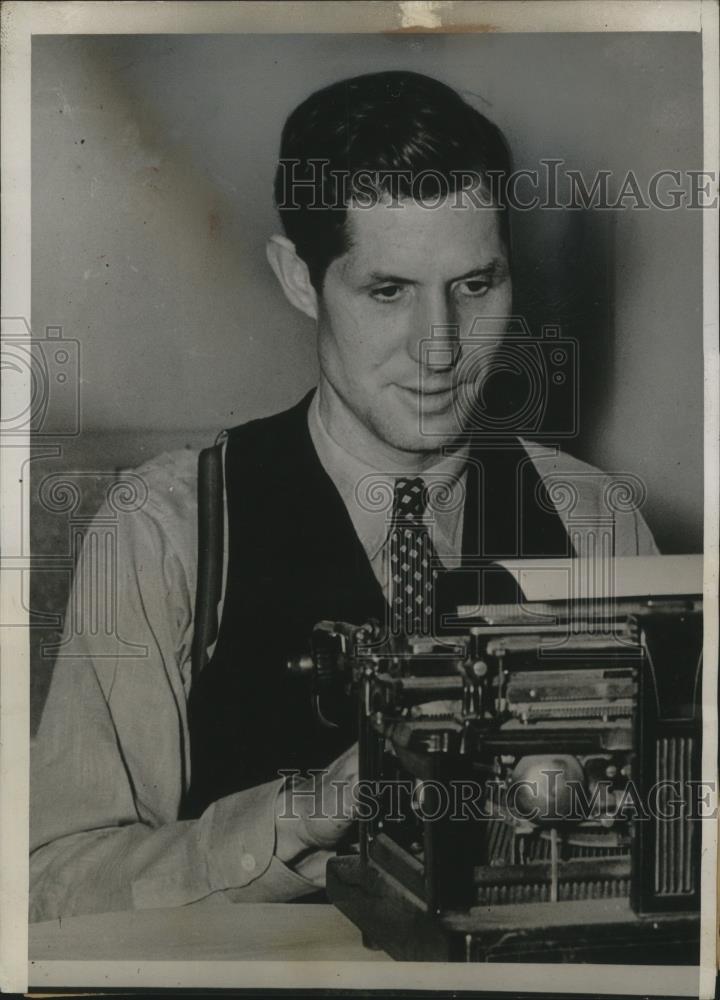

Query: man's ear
[266,235,318,321]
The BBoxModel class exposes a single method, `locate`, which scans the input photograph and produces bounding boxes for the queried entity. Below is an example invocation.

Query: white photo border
[1,1,717,995]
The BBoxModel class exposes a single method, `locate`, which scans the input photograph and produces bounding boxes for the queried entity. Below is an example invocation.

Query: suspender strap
[191,441,225,681]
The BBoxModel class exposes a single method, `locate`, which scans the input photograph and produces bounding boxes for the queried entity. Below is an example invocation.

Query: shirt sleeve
[30,452,318,921]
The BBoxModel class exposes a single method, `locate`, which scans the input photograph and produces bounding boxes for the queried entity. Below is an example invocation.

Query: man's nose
[407,293,460,369]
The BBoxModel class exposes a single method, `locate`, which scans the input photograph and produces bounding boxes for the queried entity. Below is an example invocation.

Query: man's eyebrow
[364,260,504,286]
[366,271,418,285]
[450,260,504,282]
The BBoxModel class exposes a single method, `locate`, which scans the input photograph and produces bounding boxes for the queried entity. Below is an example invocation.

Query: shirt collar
[307,390,468,559]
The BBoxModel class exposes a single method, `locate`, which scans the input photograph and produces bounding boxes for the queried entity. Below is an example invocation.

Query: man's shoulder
[519,439,617,520]
[111,447,204,544]
[519,439,606,479]
[132,446,202,482]
[130,447,201,506]
[519,438,658,556]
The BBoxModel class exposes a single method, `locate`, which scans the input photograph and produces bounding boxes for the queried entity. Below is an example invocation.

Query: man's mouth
[398,383,455,395]
[396,383,456,411]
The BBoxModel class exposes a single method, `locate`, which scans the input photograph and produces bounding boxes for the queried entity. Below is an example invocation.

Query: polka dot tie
[389,476,439,637]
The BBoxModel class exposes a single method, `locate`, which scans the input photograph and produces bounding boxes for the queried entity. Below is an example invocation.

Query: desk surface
[29,901,388,962]
[27,902,702,998]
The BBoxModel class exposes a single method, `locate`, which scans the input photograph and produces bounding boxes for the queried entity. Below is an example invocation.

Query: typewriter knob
[287,654,314,676]
[511,754,585,823]
[471,660,488,678]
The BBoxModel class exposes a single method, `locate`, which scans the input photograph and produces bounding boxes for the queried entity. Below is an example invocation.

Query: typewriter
[289,556,704,964]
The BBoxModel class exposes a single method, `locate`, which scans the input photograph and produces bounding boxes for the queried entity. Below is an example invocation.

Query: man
[30,71,657,921]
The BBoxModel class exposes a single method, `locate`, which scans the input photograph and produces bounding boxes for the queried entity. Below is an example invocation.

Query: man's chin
[381,418,464,457]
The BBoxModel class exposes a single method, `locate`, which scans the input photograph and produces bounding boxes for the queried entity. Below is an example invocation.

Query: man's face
[316,195,511,465]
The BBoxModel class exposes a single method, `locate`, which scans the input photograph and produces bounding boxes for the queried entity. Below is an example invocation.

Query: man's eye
[458,279,490,297]
[371,284,404,303]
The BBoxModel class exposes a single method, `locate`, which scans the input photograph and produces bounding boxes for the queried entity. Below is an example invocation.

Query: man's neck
[315,379,461,474]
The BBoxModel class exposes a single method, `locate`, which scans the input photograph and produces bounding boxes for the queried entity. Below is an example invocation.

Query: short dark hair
[273,70,513,291]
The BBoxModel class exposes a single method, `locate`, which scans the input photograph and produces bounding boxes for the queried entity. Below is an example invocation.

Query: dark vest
[183,390,572,818]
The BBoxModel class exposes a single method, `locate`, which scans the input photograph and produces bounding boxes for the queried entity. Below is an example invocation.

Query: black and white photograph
[1,1,718,995]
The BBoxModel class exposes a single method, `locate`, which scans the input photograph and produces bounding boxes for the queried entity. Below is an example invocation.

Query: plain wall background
[31,32,703,554]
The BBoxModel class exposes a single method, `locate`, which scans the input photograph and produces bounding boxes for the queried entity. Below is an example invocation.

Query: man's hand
[274,743,358,865]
